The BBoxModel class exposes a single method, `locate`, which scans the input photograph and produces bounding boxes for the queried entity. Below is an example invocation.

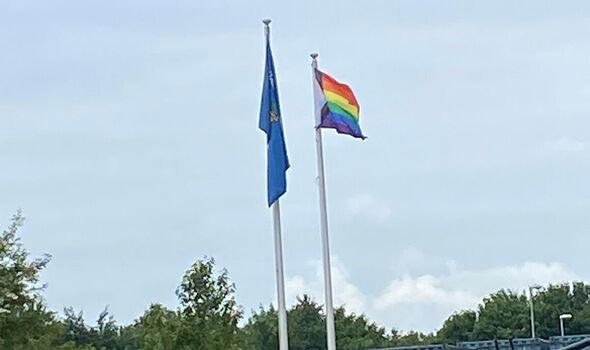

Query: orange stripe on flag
[321,73,358,107]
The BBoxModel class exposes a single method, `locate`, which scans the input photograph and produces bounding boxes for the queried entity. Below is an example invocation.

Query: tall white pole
[264,19,289,350]
[529,287,536,338]
[272,200,289,350]
[560,317,565,337]
[311,53,337,350]
[559,314,572,337]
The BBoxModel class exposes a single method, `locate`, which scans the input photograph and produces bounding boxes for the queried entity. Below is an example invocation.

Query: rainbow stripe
[314,69,365,139]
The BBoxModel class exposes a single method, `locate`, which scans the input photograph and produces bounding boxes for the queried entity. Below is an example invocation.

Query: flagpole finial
[310,53,318,68]
[263,19,271,36]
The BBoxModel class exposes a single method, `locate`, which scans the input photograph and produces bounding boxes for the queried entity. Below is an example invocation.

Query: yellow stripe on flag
[324,90,359,117]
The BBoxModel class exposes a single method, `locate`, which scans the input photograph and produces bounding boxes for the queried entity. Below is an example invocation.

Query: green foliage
[287,295,326,350]
[334,306,393,349]
[240,294,394,350]
[94,307,121,349]
[62,306,140,350]
[238,305,279,350]
[0,210,61,348]
[0,211,50,309]
[436,283,590,343]
[58,258,243,350]
[390,329,437,347]
[7,210,590,349]
[533,283,590,338]
[436,290,532,342]
[437,310,477,343]
[135,304,180,350]
[62,308,94,346]
[472,290,531,339]
[174,257,242,349]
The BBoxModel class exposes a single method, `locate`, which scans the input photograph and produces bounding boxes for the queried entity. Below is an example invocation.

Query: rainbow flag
[313,69,365,139]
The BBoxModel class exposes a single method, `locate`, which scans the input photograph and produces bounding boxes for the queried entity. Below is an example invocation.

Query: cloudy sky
[2,1,589,332]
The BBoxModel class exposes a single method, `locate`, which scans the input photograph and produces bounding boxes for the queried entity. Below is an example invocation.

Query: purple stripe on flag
[319,110,366,139]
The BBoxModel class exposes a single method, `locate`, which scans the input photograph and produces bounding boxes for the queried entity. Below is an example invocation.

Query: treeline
[2,211,590,350]
[437,282,590,343]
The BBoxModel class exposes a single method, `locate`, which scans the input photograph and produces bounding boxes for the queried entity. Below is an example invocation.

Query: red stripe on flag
[320,72,359,107]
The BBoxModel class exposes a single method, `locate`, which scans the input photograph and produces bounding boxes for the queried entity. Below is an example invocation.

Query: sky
[1,0,589,333]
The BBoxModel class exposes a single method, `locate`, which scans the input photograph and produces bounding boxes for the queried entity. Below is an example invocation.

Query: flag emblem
[270,110,279,122]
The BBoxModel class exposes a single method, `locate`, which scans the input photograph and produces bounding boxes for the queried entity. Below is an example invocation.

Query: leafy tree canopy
[4,210,590,349]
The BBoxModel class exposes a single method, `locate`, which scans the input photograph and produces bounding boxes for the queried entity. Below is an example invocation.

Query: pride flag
[313,69,365,139]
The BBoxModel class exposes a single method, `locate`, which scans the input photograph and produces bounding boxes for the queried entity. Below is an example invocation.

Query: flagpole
[264,19,289,350]
[311,53,337,350]
[272,199,289,350]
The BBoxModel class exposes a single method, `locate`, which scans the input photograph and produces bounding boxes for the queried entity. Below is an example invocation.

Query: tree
[174,257,242,349]
[437,310,477,343]
[62,306,139,350]
[390,329,437,347]
[57,258,243,350]
[135,304,180,350]
[62,307,93,347]
[239,305,280,350]
[471,290,530,339]
[334,306,393,349]
[239,295,394,350]
[9,209,590,349]
[570,303,590,336]
[533,283,590,338]
[0,210,57,348]
[287,295,326,350]
[534,284,572,338]
[93,307,122,350]
[434,283,590,344]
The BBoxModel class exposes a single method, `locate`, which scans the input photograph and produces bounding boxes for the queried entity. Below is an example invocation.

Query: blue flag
[259,36,289,206]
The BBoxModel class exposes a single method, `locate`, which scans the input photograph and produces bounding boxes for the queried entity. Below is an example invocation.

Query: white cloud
[330,258,368,314]
[285,275,310,306]
[373,260,579,331]
[285,257,367,315]
[443,262,579,297]
[286,253,580,333]
[374,275,479,310]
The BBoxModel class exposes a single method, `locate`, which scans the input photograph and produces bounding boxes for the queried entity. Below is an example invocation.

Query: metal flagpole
[272,200,289,350]
[529,286,536,338]
[311,53,337,350]
[264,19,289,350]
